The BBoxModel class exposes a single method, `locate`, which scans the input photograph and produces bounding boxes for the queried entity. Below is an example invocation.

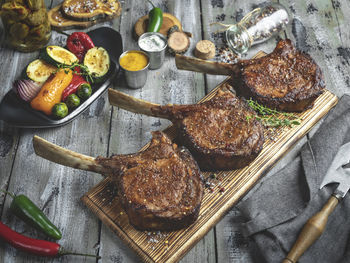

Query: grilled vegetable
[61,67,88,101]
[30,68,73,115]
[0,190,62,240]
[77,83,92,100]
[52,103,68,118]
[65,94,80,109]
[41,46,79,66]
[83,47,110,83]
[26,59,57,83]
[66,32,95,63]
[147,0,163,32]
[0,221,100,258]
[13,79,41,102]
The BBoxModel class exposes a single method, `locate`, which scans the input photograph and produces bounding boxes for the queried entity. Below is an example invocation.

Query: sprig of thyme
[57,62,94,84]
[246,99,301,128]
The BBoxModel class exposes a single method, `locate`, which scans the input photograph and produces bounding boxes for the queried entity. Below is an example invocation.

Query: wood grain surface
[0,1,349,263]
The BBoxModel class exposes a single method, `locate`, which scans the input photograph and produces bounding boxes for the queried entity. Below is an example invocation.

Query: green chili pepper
[1,190,62,240]
[147,0,163,32]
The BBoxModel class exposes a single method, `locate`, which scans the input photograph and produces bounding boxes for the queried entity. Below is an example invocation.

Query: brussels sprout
[9,22,29,40]
[65,94,81,109]
[52,103,68,118]
[77,83,92,101]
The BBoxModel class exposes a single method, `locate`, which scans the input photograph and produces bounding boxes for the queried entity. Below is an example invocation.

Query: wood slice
[134,13,182,39]
[168,31,190,55]
[48,5,116,30]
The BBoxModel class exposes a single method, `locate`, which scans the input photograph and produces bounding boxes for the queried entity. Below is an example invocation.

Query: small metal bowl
[119,50,150,89]
[138,32,167,70]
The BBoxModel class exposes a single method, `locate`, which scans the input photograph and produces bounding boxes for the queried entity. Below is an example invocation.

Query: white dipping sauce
[138,34,166,52]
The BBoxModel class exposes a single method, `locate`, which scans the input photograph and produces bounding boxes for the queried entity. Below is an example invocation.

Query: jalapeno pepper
[147,0,163,32]
[61,67,89,101]
[1,190,62,240]
[0,221,100,258]
[66,32,95,62]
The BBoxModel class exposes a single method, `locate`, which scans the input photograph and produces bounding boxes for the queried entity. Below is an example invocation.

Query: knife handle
[282,195,339,263]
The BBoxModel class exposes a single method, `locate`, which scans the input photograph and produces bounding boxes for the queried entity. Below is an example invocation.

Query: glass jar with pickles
[0,0,51,52]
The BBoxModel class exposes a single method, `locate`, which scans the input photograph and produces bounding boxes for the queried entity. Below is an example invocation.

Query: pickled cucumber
[9,22,29,40]
[27,24,47,42]
[25,8,46,26]
[1,0,51,52]
[26,0,44,11]
[1,2,29,21]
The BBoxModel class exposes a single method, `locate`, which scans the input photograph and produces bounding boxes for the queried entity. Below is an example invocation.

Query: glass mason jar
[225,3,289,54]
[0,0,51,52]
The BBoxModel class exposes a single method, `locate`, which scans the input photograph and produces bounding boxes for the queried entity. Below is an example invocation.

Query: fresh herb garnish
[247,99,301,128]
[57,62,94,83]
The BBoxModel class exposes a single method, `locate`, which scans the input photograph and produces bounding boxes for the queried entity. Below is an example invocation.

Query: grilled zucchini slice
[26,59,57,83]
[41,45,78,66]
[83,47,110,83]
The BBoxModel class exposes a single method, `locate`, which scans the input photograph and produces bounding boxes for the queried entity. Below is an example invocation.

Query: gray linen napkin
[237,94,350,263]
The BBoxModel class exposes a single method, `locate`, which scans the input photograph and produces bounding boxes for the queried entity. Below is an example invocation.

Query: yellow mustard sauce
[119,51,148,71]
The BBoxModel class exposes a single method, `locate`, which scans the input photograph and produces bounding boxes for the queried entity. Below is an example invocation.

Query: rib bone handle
[108,88,169,118]
[282,195,339,263]
[33,135,110,175]
[175,54,240,75]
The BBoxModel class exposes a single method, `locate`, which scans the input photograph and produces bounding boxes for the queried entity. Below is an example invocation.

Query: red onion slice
[13,80,42,102]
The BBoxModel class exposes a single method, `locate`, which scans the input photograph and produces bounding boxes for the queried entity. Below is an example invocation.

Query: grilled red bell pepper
[66,32,95,62]
[61,67,89,101]
[0,221,100,259]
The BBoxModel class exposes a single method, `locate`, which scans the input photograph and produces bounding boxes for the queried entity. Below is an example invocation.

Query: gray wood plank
[280,0,350,97]
[0,1,111,262]
[98,0,215,262]
[0,48,20,216]
[199,1,286,262]
[216,0,350,262]
[0,0,348,262]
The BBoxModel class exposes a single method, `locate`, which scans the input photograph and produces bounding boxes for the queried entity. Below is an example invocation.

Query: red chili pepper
[0,221,100,259]
[61,67,88,101]
[67,32,95,62]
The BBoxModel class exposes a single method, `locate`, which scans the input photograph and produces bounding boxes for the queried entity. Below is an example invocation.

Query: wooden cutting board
[81,51,338,263]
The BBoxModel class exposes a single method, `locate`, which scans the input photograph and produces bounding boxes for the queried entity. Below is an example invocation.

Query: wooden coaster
[134,13,182,38]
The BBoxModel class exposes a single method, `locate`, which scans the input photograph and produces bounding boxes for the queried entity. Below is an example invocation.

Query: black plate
[0,27,123,128]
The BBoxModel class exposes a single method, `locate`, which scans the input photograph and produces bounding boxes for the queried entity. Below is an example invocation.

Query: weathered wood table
[0,0,349,262]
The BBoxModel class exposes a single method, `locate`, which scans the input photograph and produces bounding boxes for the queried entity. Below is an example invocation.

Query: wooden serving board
[81,51,338,263]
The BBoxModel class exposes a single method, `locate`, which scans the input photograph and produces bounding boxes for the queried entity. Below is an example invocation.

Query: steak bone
[33,136,110,175]
[175,54,240,75]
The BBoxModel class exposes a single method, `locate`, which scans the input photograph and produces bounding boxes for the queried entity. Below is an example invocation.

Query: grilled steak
[108,85,265,171]
[33,131,203,231]
[175,39,324,112]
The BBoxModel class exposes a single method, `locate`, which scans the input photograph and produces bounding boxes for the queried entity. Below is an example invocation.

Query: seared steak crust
[152,87,265,171]
[96,131,203,231]
[234,39,324,112]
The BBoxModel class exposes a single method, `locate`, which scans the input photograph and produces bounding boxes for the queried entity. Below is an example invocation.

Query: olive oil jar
[0,0,51,52]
